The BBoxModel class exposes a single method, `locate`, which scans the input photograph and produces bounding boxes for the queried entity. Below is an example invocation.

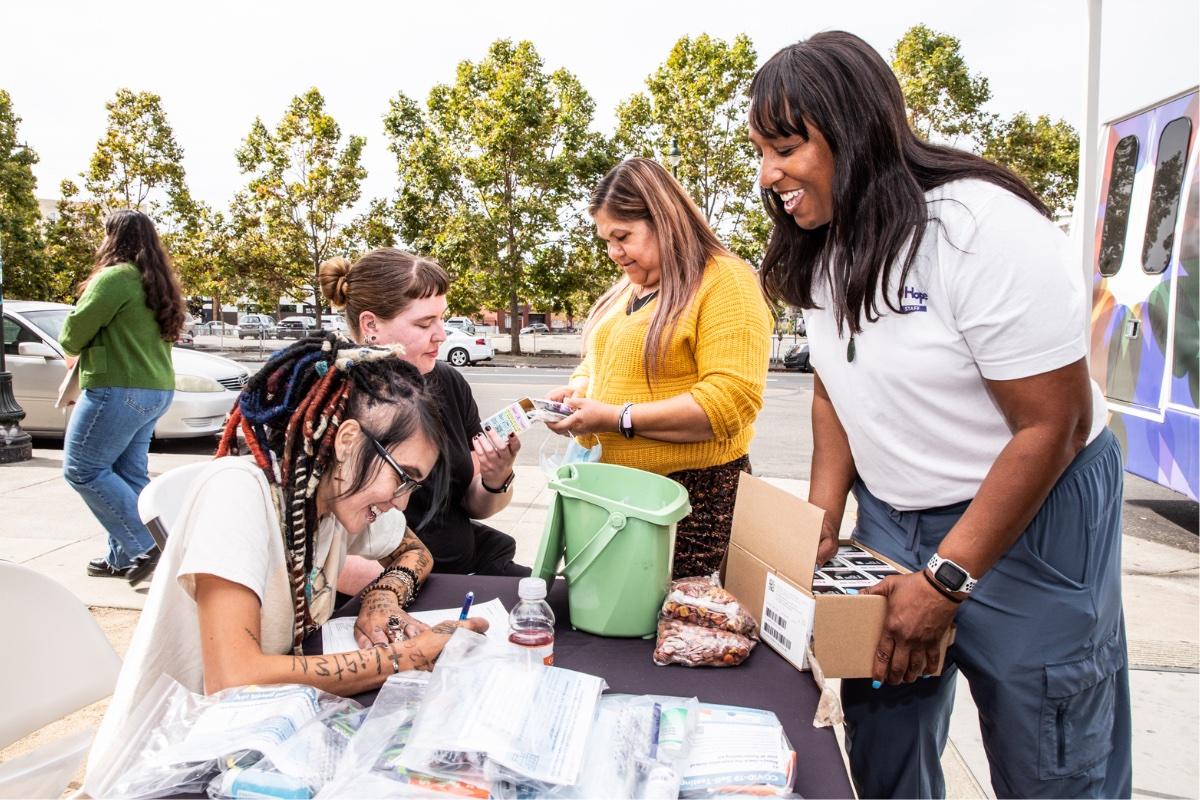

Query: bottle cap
[518,577,548,600]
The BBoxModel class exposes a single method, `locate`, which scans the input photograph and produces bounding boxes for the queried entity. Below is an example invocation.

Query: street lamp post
[0,139,34,463]
[668,137,682,178]
[0,246,34,464]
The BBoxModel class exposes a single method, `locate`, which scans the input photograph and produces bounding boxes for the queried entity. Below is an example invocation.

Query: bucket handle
[561,510,627,584]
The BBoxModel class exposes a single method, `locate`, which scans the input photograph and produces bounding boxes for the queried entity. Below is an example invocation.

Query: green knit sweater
[59,263,175,391]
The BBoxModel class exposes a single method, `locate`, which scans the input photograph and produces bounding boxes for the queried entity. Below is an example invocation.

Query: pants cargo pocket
[1038,633,1126,779]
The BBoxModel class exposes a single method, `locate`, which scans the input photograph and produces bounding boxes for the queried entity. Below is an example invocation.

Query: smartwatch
[482,471,515,494]
[926,553,978,595]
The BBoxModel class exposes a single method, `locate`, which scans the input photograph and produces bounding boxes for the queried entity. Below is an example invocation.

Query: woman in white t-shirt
[85,334,487,788]
[747,33,1130,799]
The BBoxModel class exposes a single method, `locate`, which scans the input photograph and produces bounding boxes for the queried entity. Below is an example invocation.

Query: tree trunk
[509,287,521,356]
[312,262,323,329]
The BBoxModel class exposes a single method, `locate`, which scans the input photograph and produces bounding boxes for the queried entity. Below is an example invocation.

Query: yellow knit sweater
[573,254,773,475]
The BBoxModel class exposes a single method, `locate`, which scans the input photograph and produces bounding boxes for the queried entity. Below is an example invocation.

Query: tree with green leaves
[982,113,1079,215]
[0,90,47,301]
[615,34,768,264]
[892,24,992,143]
[385,40,614,353]
[236,88,366,327]
[85,89,194,224]
[41,179,102,301]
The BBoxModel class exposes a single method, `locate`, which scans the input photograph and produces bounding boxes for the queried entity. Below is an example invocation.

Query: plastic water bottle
[509,577,555,666]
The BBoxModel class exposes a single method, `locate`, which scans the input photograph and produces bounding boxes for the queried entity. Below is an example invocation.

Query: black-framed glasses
[365,432,423,499]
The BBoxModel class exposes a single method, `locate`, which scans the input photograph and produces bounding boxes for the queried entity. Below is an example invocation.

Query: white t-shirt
[84,457,404,789]
[806,179,1106,511]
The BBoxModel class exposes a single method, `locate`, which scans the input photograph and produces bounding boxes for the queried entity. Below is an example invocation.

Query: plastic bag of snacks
[660,575,759,639]
[653,619,755,668]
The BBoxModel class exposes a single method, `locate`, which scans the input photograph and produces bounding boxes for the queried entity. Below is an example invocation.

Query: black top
[408,361,481,572]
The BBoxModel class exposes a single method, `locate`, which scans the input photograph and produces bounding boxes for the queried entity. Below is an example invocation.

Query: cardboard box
[723,473,953,679]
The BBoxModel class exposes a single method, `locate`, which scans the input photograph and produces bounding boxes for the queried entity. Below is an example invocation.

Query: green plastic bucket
[532,462,690,637]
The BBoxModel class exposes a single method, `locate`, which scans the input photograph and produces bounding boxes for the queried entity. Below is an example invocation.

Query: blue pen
[458,591,475,620]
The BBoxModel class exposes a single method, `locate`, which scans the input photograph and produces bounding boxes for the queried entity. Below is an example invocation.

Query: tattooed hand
[354,597,428,649]
[400,617,491,671]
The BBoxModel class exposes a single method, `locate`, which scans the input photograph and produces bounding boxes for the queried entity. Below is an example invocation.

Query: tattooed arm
[194,573,487,695]
[352,527,436,648]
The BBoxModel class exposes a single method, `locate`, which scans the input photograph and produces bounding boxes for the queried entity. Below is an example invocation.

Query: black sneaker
[126,546,161,585]
[87,557,133,578]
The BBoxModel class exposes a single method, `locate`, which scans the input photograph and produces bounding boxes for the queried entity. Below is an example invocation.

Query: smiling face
[358,294,448,375]
[327,418,438,537]
[749,123,837,230]
[593,208,662,289]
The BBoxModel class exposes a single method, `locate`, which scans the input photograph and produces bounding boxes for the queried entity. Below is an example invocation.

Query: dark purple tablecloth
[309,573,853,799]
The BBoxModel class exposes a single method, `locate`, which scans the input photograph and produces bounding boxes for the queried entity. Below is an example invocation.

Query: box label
[761,573,815,670]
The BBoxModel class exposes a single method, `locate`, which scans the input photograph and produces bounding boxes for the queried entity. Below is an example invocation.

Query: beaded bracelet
[363,565,420,609]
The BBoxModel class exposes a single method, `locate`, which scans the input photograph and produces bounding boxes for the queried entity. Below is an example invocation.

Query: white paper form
[681,703,795,795]
[321,597,510,653]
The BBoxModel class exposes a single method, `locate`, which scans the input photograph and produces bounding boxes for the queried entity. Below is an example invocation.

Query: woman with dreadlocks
[84,334,487,782]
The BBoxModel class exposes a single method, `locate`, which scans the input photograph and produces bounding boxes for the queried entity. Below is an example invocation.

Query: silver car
[3,301,249,438]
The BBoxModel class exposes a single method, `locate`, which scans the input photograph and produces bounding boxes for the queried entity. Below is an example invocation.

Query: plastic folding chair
[137,461,210,550]
[0,561,122,798]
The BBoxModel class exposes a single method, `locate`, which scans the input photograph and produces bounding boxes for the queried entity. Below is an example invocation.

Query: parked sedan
[438,326,493,367]
[783,343,811,372]
[277,316,318,339]
[520,322,551,335]
[238,314,277,339]
[4,301,248,438]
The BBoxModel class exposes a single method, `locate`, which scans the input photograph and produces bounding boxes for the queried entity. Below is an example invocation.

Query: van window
[1142,117,1193,274]
[1099,135,1140,277]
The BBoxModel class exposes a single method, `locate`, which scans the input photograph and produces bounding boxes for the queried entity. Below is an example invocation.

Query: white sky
[3,0,1197,211]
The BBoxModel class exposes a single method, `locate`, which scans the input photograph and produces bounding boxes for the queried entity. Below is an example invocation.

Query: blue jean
[63,387,173,568]
[842,429,1131,799]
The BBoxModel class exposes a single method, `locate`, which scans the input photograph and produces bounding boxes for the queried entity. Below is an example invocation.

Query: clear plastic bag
[678,704,796,797]
[399,628,606,790]
[207,699,367,798]
[87,674,359,799]
[660,574,759,638]
[653,619,755,668]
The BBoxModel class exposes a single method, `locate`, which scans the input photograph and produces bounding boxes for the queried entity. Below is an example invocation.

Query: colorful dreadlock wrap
[215,332,409,653]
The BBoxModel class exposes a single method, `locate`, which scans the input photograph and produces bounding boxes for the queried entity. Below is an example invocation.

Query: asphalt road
[30,365,1195,552]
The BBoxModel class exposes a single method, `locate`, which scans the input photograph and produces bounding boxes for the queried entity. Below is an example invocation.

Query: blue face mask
[540,433,602,477]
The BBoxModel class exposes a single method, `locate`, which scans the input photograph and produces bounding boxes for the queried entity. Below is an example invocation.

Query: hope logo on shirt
[901,286,929,312]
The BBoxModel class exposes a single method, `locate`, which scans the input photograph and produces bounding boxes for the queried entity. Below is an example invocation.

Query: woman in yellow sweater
[546,157,772,577]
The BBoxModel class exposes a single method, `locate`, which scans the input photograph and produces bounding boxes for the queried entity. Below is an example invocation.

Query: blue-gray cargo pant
[842,428,1132,799]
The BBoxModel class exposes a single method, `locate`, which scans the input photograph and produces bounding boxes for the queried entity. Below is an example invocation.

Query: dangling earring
[334,465,345,485]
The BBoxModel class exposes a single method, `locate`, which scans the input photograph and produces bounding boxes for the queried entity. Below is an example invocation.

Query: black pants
[433,522,531,577]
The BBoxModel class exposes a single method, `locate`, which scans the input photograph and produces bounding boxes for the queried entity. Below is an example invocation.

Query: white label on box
[761,572,816,670]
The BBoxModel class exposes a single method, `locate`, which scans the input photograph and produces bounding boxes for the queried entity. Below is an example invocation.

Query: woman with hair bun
[319,249,529,579]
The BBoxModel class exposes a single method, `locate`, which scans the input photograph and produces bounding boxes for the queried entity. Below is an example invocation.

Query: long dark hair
[82,209,187,342]
[216,333,449,653]
[586,158,736,377]
[750,31,1048,334]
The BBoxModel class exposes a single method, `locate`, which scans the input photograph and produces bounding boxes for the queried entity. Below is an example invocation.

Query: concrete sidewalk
[2,449,1197,798]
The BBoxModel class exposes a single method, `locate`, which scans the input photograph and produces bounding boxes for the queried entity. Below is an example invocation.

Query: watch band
[482,471,515,494]
[618,402,635,439]
[926,553,978,594]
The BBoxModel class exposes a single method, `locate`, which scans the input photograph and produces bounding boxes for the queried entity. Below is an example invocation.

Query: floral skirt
[667,455,751,579]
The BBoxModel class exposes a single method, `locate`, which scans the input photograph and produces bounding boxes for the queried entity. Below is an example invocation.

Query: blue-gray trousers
[843,429,1132,799]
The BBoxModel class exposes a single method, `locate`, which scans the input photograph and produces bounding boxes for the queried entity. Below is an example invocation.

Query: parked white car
[3,301,248,439]
[438,326,493,367]
[320,315,349,333]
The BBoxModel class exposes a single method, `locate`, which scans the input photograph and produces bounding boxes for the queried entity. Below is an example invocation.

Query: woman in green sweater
[60,210,187,583]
